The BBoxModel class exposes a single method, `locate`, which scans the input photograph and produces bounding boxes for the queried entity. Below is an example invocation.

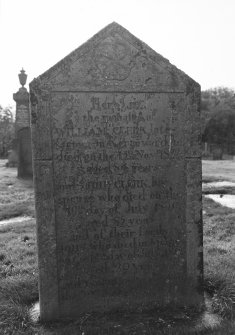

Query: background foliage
[201,88,235,145]
[0,106,15,158]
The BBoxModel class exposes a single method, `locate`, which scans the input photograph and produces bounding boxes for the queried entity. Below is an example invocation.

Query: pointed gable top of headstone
[30,22,199,93]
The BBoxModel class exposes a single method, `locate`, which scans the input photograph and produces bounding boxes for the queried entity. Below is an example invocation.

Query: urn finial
[18,68,27,87]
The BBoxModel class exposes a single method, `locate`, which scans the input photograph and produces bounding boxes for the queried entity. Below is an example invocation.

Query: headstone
[13,69,33,178]
[17,127,33,177]
[30,22,203,321]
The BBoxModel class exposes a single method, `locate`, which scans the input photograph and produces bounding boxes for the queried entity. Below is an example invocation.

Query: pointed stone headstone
[30,22,203,321]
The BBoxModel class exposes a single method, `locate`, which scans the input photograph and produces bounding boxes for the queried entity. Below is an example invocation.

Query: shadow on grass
[28,309,235,335]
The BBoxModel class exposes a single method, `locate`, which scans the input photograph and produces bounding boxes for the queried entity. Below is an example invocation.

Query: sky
[0,0,235,108]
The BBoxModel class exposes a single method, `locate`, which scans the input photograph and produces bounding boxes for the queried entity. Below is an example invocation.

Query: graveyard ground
[0,159,234,334]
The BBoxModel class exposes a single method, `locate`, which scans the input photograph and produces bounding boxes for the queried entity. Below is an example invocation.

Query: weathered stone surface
[33,160,59,319]
[17,127,32,178]
[13,87,31,134]
[15,103,30,133]
[30,22,203,321]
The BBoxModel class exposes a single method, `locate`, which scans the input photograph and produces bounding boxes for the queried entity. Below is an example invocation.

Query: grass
[0,220,39,334]
[203,197,235,320]
[0,162,35,220]
[202,160,235,182]
[0,160,235,334]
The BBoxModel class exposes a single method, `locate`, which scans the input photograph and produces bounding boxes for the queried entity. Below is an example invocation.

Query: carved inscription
[51,92,187,302]
[94,37,134,80]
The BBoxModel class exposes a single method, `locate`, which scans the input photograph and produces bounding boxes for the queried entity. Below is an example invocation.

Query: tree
[203,109,235,155]
[201,87,235,134]
[0,106,15,158]
[201,87,235,158]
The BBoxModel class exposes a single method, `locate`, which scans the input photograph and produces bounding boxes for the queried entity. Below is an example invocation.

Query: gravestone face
[30,22,203,321]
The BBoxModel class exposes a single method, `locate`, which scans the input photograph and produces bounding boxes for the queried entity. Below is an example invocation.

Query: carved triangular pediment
[30,22,198,92]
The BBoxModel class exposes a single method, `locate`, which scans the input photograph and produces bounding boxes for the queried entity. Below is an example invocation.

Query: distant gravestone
[30,23,203,321]
[13,69,33,178]
[17,127,33,177]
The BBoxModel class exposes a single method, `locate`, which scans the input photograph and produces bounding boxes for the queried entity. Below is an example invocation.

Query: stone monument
[13,69,33,178]
[30,22,203,321]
